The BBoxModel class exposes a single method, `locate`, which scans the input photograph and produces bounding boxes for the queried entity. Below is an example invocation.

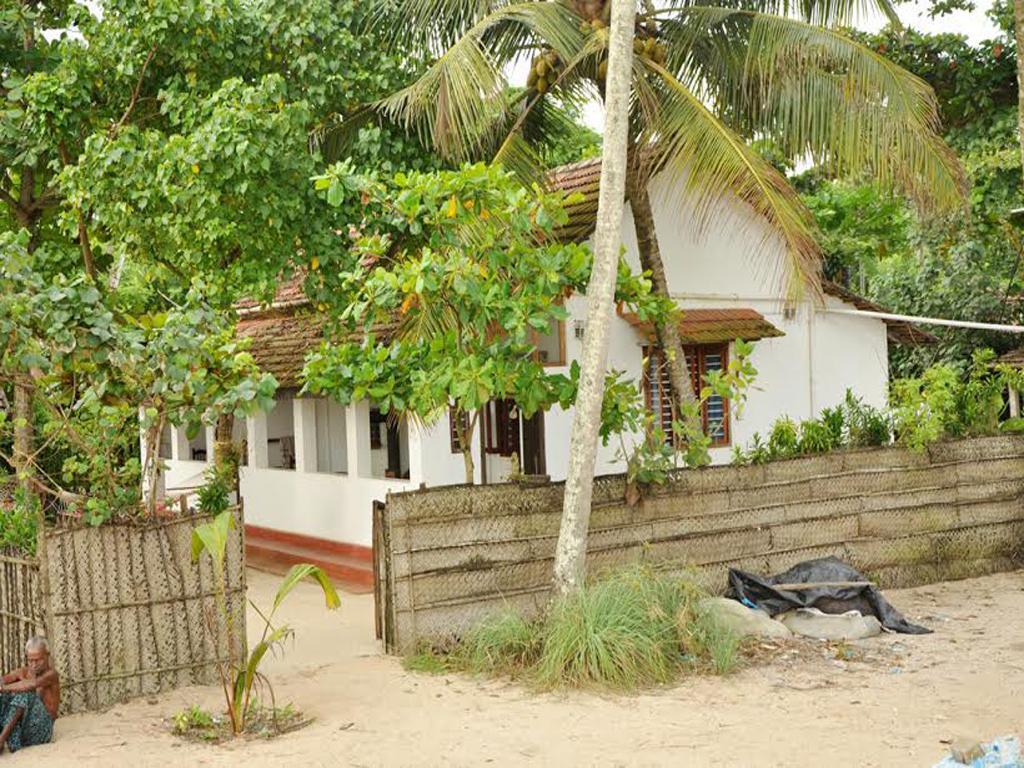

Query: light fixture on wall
[783,301,797,321]
[573,320,585,340]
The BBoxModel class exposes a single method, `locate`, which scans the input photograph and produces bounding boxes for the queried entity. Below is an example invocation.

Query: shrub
[890,363,961,450]
[767,417,799,459]
[684,606,742,675]
[535,567,696,689]
[842,390,891,447]
[797,418,837,454]
[197,465,232,517]
[0,491,38,556]
[820,406,845,445]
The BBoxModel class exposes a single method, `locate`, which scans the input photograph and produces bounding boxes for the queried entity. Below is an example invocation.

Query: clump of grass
[404,566,742,691]
[682,605,742,675]
[535,567,690,689]
[458,609,543,676]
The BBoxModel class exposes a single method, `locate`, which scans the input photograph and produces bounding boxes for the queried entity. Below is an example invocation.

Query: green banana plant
[191,511,341,735]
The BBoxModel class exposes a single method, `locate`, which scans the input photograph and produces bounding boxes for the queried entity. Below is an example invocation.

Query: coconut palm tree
[354,0,966,426]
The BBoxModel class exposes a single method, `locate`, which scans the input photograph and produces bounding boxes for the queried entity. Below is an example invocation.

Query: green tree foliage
[0,1,430,521]
[303,163,671,482]
[0,233,277,523]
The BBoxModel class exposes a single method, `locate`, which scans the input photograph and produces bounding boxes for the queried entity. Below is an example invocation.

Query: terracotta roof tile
[236,311,324,387]
[237,308,399,387]
[620,307,785,345]
[235,272,309,312]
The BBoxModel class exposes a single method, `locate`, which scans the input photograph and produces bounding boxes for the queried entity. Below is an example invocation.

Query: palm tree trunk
[625,161,702,436]
[553,0,637,597]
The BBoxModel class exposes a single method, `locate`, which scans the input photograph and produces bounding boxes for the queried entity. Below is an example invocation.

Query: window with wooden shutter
[641,343,730,447]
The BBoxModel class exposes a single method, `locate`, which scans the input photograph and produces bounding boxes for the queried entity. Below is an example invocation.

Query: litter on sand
[933,736,1023,767]
[725,556,931,635]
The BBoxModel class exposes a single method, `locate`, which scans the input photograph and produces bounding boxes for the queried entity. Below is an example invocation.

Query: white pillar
[247,413,269,468]
[294,397,318,473]
[205,426,216,463]
[407,420,424,485]
[1011,387,1021,419]
[171,426,190,462]
[349,400,372,478]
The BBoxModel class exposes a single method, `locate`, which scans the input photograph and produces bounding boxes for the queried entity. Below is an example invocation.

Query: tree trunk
[1016,0,1024,182]
[12,379,34,496]
[552,0,636,597]
[213,414,239,494]
[459,411,476,484]
[141,411,165,516]
[625,160,702,436]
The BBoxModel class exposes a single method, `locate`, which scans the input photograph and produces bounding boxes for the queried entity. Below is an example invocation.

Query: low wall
[375,436,1024,653]
[0,509,246,714]
[166,460,415,547]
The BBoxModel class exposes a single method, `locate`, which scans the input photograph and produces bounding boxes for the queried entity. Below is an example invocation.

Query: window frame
[483,399,520,457]
[641,342,731,448]
[530,318,567,367]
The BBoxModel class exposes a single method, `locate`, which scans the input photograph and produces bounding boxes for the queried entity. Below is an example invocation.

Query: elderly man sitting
[0,636,60,753]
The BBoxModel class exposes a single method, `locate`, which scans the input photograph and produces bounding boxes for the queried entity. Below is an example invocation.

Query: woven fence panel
[376,436,1024,654]
[0,554,43,675]
[44,509,246,714]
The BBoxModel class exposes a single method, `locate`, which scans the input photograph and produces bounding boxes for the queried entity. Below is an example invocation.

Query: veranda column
[294,397,318,473]
[171,425,190,462]
[349,400,372,479]
[247,413,269,468]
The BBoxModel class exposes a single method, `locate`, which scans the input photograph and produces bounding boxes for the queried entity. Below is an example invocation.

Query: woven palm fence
[0,552,43,676]
[0,508,245,714]
[375,435,1024,653]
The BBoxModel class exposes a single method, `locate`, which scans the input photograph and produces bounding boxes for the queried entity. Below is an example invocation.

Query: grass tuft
[458,609,543,676]
[402,565,742,691]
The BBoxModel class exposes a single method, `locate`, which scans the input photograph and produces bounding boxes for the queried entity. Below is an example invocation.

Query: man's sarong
[0,691,53,751]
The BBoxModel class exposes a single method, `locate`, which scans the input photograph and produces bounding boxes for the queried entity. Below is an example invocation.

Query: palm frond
[370,0,512,53]
[654,0,900,28]
[659,7,967,213]
[637,57,823,299]
[378,2,586,163]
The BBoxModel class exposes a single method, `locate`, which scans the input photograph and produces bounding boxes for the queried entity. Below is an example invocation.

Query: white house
[157,158,931,587]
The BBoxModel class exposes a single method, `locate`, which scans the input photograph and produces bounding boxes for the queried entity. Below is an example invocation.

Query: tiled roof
[822,281,937,345]
[236,311,324,387]
[547,158,604,243]
[620,307,786,345]
[235,272,309,313]
[236,306,399,387]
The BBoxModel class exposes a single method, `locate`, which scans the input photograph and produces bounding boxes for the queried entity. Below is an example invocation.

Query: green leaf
[273,563,341,614]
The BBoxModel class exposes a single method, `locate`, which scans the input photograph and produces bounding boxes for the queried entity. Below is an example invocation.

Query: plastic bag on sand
[933,737,1022,767]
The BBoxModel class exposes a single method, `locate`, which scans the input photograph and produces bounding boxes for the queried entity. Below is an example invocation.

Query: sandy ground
[9,568,1024,767]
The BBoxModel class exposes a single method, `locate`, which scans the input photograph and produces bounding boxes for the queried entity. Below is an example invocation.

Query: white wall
[812,297,890,412]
